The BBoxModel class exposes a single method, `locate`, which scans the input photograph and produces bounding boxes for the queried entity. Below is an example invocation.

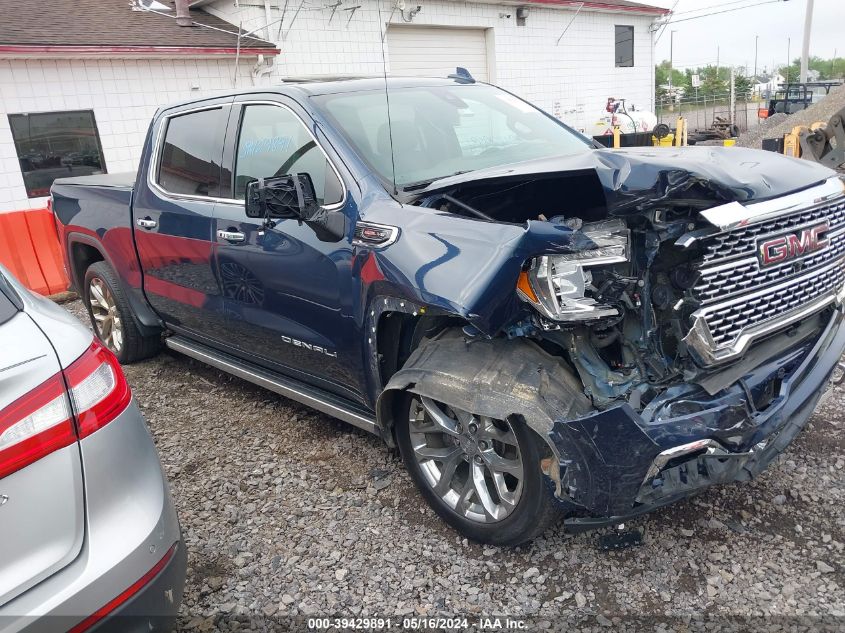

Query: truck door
[132,100,231,338]
[212,98,361,403]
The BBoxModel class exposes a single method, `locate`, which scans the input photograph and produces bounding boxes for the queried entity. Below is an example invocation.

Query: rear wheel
[395,393,561,545]
[83,261,160,363]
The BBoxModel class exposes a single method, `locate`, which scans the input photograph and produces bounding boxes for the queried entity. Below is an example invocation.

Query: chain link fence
[656,93,760,134]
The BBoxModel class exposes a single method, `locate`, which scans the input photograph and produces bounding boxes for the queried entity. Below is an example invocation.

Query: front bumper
[551,305,845,529]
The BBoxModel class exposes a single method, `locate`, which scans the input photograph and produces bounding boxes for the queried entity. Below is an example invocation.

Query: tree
[654,59,686,102]
[780,55,845,82]
[734,73,753,100]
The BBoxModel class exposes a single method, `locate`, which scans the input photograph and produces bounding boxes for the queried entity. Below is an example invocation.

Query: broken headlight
[517,219,629,322]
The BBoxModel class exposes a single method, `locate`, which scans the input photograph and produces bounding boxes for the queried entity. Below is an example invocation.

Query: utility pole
[834,49,838,79]
[786,37,791,83]
[669,30,677,111]
[730,67,736,128]
[800,0,814,83]
[754,35,759,79]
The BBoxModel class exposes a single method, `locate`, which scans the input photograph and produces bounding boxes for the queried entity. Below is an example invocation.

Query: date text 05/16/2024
[307,617,527,630]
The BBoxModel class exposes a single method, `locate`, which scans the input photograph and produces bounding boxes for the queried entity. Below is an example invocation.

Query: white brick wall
[0,1,657,212]
[0,57,256,212]
[207,0,656,129]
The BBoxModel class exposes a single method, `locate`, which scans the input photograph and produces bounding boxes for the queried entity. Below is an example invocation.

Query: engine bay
[414,172,835,415]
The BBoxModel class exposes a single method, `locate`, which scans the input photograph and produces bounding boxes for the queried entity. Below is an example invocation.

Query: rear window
[0,274,22,326]
[157,108,224,197]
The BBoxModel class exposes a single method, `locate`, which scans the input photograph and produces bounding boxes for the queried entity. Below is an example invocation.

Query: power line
[656,0,786,26]
[669,0,774,17]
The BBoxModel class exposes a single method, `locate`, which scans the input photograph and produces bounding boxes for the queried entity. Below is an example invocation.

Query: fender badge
[0,495,8,507]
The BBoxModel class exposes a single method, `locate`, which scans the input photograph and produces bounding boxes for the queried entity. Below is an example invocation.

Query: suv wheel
[396,393,561,545]
[83,261,160,363]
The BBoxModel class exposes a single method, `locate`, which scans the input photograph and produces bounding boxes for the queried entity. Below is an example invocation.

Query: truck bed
[52,171,136,191]
[51,171,136,234]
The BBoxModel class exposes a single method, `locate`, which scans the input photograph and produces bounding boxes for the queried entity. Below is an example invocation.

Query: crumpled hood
[421,145,837,215]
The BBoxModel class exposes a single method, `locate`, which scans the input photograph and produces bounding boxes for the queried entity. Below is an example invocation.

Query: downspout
[264,0,274,41]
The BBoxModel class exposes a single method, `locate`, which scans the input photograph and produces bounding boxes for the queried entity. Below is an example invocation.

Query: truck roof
[158,76,479,112]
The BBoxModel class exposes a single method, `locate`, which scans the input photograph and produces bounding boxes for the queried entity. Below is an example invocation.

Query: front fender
[375,329,592,469]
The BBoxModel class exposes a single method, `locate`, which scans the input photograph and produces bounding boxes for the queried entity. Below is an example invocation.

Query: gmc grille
[690,193,845,362]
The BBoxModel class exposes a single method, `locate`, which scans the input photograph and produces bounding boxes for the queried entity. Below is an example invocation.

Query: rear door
[132,100,232,338]
[0,274,85,605]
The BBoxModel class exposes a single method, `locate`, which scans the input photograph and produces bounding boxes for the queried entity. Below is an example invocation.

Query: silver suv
[0,266,185,632]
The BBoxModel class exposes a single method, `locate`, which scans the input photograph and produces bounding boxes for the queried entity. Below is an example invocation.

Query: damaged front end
[380,156,845,526]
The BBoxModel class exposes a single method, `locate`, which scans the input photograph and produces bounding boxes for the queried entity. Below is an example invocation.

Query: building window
[615,25,634,67]
[157,108,224,198]
[8,110,106,199]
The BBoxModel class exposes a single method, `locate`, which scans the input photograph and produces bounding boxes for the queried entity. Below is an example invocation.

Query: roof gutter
[509,0,670,15]
[0,45,280,58]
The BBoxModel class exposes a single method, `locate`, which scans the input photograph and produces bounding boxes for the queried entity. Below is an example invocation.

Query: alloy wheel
[408,396,524,523]
[88,277,123,354]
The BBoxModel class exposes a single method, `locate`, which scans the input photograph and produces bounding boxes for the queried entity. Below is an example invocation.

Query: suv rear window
[0,274,22,326]
[157,108,224,197]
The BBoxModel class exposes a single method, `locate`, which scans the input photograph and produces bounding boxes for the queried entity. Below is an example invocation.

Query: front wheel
[395,393,561,545]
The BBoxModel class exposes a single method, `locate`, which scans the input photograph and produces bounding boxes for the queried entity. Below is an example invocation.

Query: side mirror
[244,173,346,243]
[245,174,319,220]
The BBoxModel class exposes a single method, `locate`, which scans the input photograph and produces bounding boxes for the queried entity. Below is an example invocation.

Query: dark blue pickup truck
[52,76,845,545]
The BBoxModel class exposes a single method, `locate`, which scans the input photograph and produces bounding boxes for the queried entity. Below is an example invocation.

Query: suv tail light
[0,375,76,480]
[0,339,131,479]
[64,341,131,438]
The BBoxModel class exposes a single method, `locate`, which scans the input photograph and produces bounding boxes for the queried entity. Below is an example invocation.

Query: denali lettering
[280,335,338,358]
[758,223,829,267]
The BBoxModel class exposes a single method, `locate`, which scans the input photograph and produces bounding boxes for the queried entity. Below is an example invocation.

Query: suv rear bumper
[0,400,185,632]
[553,306,845,529]
[87,539,187,633]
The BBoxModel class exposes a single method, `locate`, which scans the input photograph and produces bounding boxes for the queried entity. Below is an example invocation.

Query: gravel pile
[737,84,845,149]
[63,301,845,631]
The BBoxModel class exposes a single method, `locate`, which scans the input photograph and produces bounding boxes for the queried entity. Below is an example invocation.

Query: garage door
[387,26,489,82]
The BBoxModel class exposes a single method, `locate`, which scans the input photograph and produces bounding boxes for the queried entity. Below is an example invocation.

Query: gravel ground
[737,84,845,149]
[63,300,845,631]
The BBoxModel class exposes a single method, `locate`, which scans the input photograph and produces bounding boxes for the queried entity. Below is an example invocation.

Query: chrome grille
[688,191,845,363]
[700,197,845,265]
[700,260,845,347]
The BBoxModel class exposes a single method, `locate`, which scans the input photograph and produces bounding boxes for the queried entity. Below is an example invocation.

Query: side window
[233,104,343,206]
[157,108,223,197]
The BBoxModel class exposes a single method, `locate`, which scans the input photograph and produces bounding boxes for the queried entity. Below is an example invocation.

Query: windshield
[312,84,592,189]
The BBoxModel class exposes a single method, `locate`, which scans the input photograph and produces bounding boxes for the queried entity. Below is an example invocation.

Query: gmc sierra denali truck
[52,76,845,545]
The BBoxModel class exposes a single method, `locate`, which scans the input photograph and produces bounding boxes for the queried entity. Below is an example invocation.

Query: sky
[649,0,844,76]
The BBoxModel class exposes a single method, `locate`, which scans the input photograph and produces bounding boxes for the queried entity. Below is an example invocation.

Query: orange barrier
[0,208,70,296]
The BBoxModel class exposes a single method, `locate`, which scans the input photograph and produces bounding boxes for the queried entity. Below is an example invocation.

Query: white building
[0,0,665,229]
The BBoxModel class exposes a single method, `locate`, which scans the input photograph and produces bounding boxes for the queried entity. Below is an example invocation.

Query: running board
[164,336,379,435]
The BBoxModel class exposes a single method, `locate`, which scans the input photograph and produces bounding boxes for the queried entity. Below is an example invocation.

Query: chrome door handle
[217,229,246,242]
[137,218,157,229]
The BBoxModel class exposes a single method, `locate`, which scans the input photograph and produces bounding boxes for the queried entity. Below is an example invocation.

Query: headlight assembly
[517,220,629,322]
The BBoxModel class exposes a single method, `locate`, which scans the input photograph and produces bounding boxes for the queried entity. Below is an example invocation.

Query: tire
[653,123,671,140]
[395,392,562,546]
[83,261,161,363]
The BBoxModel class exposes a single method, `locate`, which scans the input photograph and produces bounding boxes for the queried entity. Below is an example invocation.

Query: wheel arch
[68,233,162,337]
[375,328,594,496]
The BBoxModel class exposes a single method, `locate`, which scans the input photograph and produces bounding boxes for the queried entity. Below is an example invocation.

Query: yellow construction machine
[777,106,845,169]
